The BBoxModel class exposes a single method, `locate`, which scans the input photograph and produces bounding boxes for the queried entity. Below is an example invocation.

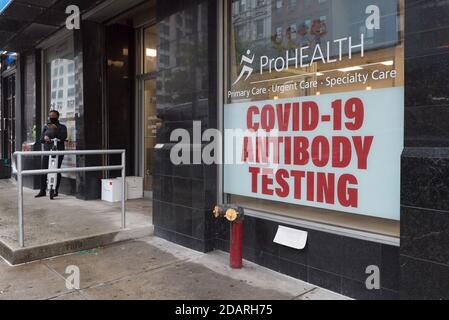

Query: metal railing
[13,149,126,248]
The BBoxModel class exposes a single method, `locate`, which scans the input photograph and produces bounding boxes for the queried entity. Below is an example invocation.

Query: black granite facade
[404,1,449,148]
[400,0,449,299]
[73,21,104,200]
[401,151,449,299]
[215,216,399,300]
[152,0,218,253]
[105,23,135,178]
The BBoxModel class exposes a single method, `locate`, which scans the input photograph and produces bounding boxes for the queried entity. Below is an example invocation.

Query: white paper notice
[273,226,308,250]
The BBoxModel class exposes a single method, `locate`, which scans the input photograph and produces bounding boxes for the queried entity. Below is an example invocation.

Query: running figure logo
[233,50,255,86]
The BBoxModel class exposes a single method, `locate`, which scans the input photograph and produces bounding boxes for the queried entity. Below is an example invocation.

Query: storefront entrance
[141,77,159,195]
[98,1,159,198]
[139,24,160,197]
[1,73,16,162]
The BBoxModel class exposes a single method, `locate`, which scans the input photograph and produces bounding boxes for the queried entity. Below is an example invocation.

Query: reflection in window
[276,0,283,10]
[229,0,404,101]
[144,26,158,73]
[45,35,79,174]
[22,54,36,148]
[288,0,297,8]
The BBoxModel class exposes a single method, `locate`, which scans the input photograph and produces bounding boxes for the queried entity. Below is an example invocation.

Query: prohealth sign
[0,0,13,14]
[224,87,404,220]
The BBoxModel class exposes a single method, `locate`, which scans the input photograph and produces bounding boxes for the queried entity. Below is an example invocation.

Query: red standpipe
[229,220,243,269]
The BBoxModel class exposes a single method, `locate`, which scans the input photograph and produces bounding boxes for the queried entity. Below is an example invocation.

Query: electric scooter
[47,138,61,200]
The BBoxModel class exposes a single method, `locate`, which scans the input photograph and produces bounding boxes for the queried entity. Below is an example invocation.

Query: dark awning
[0,0,106,52]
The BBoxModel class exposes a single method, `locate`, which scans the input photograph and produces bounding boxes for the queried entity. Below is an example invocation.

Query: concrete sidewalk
[0,179,153,264]
[0,236,349,300]
[0,179,152,249]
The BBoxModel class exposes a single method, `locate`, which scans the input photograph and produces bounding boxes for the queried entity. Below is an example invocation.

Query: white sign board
[224,87,404,220]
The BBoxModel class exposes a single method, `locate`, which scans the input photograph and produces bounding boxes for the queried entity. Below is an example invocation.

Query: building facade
[0,0,448,300]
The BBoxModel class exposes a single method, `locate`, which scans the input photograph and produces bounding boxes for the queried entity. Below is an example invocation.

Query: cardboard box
[126,176,143,200]
[115,176,144,200]
[101,179,122,203]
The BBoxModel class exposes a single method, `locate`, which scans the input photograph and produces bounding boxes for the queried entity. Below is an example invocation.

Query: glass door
[138,24,159,196]
[1,74,15,161]
[143,78,160,193]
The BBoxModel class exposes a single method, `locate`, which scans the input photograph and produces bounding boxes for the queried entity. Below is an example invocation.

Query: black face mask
[49,118,58,125]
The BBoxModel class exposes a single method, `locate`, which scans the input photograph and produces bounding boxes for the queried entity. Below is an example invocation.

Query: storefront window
[22,54,36,151]
[143,78,158,192]
[44,35,78,175]
[224,0,404,235]
[144,26,158,73]
[140,25,162,193]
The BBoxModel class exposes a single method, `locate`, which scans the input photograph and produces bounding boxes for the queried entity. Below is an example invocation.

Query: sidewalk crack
[291,287,318,300]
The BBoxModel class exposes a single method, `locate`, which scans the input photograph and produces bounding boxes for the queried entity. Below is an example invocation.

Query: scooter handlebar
[50,138,61,150]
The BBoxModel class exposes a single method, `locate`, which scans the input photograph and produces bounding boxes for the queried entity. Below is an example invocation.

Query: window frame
[219,0,402,246]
